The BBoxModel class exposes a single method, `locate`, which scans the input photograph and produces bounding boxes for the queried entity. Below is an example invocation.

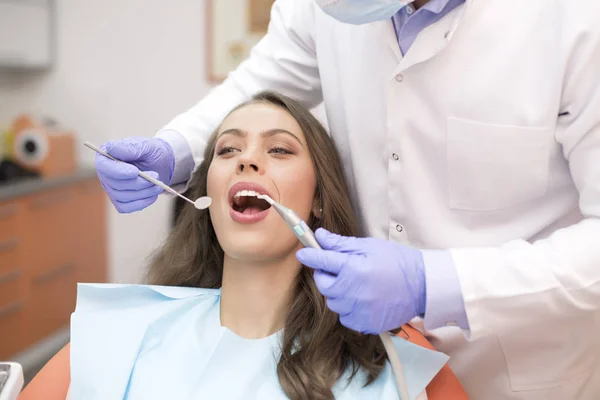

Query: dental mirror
[194,196,212,210]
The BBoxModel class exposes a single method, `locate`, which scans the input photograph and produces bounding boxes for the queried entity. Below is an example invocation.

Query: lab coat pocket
[446,117,553,211]
[497,316,597,391]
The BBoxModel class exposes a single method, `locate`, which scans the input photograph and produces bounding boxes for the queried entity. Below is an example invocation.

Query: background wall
[0,0,211,283]
[0,0,327,284]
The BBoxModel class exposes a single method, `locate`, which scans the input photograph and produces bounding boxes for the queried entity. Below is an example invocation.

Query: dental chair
[0,362,23,400]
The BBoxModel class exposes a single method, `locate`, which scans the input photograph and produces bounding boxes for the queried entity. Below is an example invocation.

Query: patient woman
[20,92,467,400]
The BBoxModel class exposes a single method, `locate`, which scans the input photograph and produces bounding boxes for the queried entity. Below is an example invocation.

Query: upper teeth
[234,190,261,198]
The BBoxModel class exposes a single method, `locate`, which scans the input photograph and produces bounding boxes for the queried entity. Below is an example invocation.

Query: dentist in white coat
[94,0,600,398]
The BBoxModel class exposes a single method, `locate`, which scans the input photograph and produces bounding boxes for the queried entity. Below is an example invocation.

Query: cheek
[278,163,317,219]
[206,163,228,233]
[206,163,224,201]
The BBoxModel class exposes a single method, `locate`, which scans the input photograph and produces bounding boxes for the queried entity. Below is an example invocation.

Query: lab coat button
[395,74,404,82]
[392,153,399,161]
[406,5,414,15]
[396,224,404,233]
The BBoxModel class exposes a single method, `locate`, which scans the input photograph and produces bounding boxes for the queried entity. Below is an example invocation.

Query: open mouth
[231,190,272,215]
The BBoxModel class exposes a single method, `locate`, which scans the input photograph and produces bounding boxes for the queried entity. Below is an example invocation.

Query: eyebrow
[218,128,304,146]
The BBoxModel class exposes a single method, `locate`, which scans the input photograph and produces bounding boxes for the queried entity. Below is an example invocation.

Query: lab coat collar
[368,0,474,67]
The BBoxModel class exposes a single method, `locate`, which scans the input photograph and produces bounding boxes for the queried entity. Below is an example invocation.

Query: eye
[216,146,239,156]
[268,146,293,155]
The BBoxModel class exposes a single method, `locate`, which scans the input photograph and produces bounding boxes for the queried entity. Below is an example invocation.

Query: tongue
[237,196,269,214]
[242,206,265,215]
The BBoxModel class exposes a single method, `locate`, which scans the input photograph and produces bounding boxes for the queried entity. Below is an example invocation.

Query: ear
[312,201,322,219]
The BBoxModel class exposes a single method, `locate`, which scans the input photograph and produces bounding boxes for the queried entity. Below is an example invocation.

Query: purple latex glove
[95,137,175,213]
[296,228,426,334]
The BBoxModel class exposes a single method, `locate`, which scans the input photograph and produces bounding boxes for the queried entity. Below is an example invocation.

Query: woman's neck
[412,0,430,9]
[219,251,301,339]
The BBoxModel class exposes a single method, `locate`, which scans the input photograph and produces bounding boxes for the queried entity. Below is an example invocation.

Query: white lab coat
[158,0,600,398]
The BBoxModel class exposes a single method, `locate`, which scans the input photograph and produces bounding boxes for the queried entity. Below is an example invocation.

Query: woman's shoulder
[73,283,220,312]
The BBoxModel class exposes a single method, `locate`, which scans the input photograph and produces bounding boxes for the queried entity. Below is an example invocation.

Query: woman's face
[207,103,317,262]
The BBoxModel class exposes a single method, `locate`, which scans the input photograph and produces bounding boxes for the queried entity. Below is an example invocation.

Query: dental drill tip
[257,194,275,205]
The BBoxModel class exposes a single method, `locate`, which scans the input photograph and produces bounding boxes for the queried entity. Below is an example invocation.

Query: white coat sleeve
[157,0,322,185]
[450,14,600,340]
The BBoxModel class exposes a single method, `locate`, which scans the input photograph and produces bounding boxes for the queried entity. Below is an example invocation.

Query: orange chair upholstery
[19,343,70,400]
[401,325,469,399]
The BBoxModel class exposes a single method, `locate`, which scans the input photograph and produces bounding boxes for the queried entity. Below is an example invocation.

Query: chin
[221,233,298,263]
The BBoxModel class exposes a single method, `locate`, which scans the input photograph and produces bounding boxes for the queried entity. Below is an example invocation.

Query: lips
[227,181,274,224]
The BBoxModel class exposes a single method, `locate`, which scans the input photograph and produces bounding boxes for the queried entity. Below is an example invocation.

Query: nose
[237,161,259,173]
[236,152,263,175]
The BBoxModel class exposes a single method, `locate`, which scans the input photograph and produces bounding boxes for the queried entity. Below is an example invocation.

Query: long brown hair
[146,92,388,399]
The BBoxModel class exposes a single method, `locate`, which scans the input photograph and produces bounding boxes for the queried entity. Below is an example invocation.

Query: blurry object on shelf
[248,0,274,33]
[0,129,11,160]
[0,159,40,183]
[0,126,41,183]
[227,41,247,64]
[206,0,275,82]
[2,115,76,181]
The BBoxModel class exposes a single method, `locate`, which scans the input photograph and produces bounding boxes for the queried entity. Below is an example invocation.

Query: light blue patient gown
[69,284,449,399]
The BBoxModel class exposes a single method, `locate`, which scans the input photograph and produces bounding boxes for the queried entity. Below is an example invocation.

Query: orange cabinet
[0,269,26,359]
[71,180,108,285]
[29,263,77,344]
[0,199,26,359]
[21,188,75,282]
[0,201,21,278]
[0,173,107,359]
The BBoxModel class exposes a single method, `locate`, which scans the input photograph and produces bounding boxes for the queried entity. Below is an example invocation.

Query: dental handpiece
[269,201,321,249]
[257,195,411,400]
